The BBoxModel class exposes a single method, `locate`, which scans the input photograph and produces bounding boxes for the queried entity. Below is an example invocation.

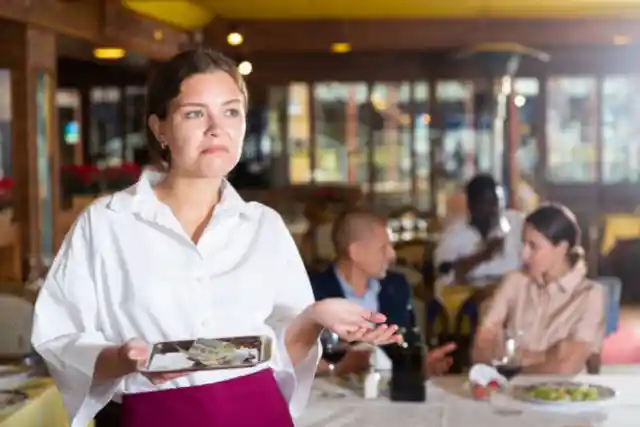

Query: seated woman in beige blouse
[472,204,605,374]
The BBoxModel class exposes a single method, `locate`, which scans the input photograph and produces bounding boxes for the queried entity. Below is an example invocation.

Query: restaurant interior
[1,0,640,426]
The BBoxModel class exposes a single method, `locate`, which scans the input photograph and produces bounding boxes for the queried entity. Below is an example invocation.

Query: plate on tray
[139,335,272,374]
[0,390,28,414]
[511,381,616,405]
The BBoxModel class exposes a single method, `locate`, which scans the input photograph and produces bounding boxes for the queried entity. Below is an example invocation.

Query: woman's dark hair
[525,203,584,266]
[145,48,248,166]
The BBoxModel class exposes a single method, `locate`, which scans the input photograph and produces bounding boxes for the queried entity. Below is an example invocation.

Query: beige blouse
[481,263,606,355]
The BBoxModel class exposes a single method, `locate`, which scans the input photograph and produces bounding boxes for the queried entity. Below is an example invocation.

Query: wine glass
[491,329,523,380]
[320,330,349,375]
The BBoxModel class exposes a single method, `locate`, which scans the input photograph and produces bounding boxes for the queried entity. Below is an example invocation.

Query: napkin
[468,364,507,386]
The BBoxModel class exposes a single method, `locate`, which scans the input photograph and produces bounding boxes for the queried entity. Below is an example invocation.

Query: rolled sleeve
[31,211,121,427]
[264,211,321,418]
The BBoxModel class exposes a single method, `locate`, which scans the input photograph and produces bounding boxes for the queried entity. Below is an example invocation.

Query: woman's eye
[224,108,241,118]
[185,110,204,119]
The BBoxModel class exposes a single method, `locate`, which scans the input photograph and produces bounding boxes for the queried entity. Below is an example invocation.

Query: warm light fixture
[153,30,164,41]
[237,60,253,76]
[613,35,631,45]
[514,95,526,108]
[227,31,244,46]
[93,48,126,60]
[331,42,351,53]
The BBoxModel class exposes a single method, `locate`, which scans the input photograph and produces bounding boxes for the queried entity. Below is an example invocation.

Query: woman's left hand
[310,298,403,345]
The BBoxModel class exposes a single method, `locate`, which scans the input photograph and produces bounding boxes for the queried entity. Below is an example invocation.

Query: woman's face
[150,71,246,178]
[520,223,569,280]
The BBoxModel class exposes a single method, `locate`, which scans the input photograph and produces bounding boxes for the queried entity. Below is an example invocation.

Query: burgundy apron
[121,369,295,427]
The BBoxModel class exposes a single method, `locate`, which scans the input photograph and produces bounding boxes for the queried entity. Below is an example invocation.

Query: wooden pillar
[0,19,58,278]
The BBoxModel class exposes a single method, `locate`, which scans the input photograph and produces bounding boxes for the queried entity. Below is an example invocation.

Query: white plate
[511,381,616,405]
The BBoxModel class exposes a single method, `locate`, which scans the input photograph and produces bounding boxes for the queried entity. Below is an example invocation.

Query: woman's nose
[205,114,222,135]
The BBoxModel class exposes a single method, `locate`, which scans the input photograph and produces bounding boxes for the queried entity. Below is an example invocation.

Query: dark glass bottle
[389,303,426,402]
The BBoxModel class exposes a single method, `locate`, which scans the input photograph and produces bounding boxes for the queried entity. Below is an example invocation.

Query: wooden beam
[231,46,640,84]
[205,18,640,52]
[0,0,189,60]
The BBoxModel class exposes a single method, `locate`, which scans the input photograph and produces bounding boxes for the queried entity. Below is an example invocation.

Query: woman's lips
[202,146,229,154]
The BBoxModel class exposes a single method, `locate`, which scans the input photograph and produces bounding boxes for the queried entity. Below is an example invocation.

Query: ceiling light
[331,42,351,54]
[238,60,252,76]
[93,48,125,60]
[227,31,244,46]
[613,35,631,45]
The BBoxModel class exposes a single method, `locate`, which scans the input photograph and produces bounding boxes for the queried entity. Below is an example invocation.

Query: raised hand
[310,298,403,346]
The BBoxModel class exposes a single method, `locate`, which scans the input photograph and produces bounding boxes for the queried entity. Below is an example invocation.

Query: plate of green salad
[512,382,616,405]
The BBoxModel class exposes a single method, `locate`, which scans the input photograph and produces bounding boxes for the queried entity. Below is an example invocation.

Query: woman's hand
[118,338,187,385]
[310,298,403,345]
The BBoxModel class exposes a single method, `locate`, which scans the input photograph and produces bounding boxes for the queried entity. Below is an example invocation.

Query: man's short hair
[465,173,497,205]
[331,208,387,257]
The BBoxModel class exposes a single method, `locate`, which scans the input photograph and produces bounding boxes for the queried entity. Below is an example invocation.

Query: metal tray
[139,335,273,374]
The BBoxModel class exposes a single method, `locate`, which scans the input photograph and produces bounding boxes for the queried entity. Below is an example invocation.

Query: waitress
[31,48,401,427]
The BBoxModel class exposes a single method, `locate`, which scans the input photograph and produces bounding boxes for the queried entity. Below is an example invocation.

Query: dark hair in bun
[525,203,583,266]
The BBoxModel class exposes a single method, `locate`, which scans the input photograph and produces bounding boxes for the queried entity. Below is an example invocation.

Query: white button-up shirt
[434,210,524,285]
[31,172,320,427]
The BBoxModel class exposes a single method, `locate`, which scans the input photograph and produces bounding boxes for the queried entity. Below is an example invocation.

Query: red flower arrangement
[60,164,100,196]
[0,177,14,210]
[103,163,141,191]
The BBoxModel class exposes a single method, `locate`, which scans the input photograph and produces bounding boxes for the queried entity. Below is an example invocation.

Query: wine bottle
[390,303,426,402]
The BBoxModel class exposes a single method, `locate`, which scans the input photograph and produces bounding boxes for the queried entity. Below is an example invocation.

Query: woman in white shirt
[31,49,401,427]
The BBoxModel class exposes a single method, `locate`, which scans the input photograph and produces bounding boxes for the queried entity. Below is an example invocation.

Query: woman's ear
[556,240,570,257]
[148,115,164,145]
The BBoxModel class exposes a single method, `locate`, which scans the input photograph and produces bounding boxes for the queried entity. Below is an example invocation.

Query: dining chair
[0,294,34,357]
[452,295,481,372]
[597,276,622,337]
[424,298,451,349]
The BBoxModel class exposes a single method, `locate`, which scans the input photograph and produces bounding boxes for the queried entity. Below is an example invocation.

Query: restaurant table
[0,377,93,427]
[298,374,639,427]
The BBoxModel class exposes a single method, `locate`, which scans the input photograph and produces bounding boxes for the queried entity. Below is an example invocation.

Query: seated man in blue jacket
[310,208,455,376]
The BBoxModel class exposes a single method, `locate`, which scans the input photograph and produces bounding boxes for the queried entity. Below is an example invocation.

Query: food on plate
[179,339,237,366]
[526,384,600,402]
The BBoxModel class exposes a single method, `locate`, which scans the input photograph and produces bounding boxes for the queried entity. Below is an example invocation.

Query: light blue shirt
[333,266,381,314]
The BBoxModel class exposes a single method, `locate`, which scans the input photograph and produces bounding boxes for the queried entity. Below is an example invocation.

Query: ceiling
[123,0,640,30]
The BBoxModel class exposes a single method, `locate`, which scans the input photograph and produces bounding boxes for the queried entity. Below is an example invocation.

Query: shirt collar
[536,261,587,294]
[333,265,381,298]
[555,261,587,293]
[106,169,254,220]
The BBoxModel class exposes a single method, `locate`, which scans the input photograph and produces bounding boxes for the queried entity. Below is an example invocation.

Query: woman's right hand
[118,338,187,385]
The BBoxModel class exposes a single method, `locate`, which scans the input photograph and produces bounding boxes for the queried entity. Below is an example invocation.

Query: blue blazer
[309,266,416,332]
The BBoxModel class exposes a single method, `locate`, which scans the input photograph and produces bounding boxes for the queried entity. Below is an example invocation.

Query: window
[288,83,312,183]
[313,82,369,185]
[601,75,640,183]
[370,82,412,207]
[413,82,431,210]
[546,77,598,182]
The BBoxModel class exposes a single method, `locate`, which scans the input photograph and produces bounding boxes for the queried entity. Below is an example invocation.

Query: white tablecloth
[297,374,640,427]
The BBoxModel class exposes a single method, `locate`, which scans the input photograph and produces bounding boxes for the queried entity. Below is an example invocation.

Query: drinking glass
[320,330,349,375]
[491,329,523,380]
